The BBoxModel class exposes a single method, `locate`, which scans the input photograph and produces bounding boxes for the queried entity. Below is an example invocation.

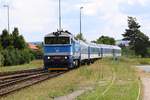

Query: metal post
[59,0,61,31]
[8,6,10,33]
[3,5,10,33]
[80,7,83,39]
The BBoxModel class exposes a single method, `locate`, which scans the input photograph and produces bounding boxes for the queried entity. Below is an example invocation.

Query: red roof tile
[28,43,39,50]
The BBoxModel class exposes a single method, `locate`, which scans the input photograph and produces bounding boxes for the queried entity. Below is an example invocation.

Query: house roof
[28,43,39,50]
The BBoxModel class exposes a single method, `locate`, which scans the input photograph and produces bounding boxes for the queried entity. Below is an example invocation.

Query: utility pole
[3,5,10,33]
[80,7,83,39]
[59,0,61,31]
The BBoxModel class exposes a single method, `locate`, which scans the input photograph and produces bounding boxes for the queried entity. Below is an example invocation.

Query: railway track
[0,69,65,96]
[0,68,43,77]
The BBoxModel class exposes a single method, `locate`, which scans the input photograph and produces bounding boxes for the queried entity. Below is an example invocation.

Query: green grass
[137,58,150,65]
[0,60,43,72]
[0,58,142,100]
[78,58,140,100]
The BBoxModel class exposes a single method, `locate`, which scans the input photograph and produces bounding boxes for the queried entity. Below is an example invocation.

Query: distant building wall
[116,40,129,47]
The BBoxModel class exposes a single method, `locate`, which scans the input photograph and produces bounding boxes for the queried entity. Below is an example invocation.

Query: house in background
[28,43,43,59]
[116,40,129,47]
[28,43,39,51]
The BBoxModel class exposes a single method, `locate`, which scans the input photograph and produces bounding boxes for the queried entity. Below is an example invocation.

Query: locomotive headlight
[65,56,68,59]
[48,56,50,59]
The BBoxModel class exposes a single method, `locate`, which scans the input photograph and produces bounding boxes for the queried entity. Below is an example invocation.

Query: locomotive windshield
[45,37,70,44]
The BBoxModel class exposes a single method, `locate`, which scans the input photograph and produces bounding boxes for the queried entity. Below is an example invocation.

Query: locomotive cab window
[45,37,70,44]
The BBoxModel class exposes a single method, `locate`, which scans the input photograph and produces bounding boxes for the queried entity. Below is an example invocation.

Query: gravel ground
[141,78,150,100]
[136,65,150,73]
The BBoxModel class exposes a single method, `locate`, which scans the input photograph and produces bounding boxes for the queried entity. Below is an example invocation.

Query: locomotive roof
[45,30,73,37]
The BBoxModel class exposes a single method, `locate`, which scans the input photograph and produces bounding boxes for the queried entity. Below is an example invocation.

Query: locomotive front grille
[44,56,70,67]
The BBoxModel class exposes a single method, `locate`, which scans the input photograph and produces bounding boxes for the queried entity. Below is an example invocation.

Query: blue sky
[0,0,150,42]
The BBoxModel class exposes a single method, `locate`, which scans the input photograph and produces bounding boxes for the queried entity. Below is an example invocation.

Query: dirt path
[54,87,93,100]
[141,78,150,100]
[137,65,150,100]
[54,90,86,100]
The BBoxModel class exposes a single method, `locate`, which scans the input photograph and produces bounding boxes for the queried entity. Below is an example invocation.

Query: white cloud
[75,0,150,40]
[0,0,58,41]
[78,0,127,40]
[1,0,150,42]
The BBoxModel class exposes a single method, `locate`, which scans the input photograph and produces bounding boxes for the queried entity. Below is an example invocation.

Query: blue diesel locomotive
[44,30,121,70]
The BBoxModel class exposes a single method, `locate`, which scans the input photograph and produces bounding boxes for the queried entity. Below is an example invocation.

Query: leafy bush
[0,28,36,67]
[20,49,33,64]
[0,52,4,66]
[138,58,150,65]
[2,48,35,66]
[30,50,43,59]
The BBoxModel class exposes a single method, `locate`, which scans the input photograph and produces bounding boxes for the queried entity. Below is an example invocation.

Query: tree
[12,27,19,37]
[0,29,12,49]
[96,35,115,45]
[0,52,4,66]
[0,36,3,50]
[12,27,27,49]
[75,33,86,41]
[122,16,150,57]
